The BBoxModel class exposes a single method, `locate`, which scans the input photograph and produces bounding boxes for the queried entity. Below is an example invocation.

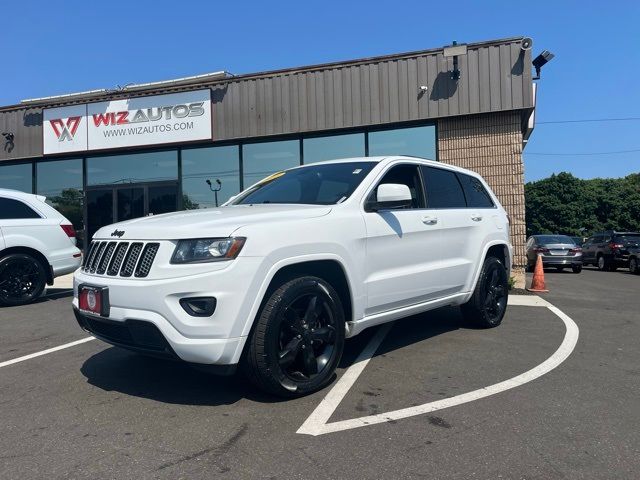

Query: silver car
[525,234,582,273]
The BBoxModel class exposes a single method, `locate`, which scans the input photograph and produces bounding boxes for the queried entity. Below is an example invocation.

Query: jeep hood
[93,204,332,241]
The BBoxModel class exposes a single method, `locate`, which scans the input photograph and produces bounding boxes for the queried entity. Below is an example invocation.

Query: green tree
[525,172,640,237]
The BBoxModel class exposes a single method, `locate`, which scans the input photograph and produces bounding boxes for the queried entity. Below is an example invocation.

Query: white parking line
[297,295,579,436]
[0,337,95,369]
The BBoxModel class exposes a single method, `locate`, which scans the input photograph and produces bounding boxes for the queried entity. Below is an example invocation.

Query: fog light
[180,297,217,317]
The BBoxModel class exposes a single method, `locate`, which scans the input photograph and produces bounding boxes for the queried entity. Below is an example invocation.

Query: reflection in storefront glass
[37,158,84,245]
[303,133,365,164]
[368,125,436,159]
[181,146,240,209]
[243,140,300,188]
[0,162,33,193]
[87,151,177,186]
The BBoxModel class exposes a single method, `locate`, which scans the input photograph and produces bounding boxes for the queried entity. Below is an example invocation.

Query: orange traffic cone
[527,254,549,293]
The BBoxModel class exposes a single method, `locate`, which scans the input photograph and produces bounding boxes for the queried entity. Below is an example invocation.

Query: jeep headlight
[171,237,246,264]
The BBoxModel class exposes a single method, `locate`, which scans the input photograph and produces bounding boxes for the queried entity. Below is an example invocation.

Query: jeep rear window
[231,162,376,205]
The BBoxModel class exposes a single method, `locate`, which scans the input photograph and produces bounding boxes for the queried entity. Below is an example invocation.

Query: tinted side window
[371,164,425,209]
[0,198,41,219]
[457,173,494,208]
[422,166,466,208]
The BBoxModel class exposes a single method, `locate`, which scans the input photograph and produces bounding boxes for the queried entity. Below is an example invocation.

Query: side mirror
[372,183,412,211]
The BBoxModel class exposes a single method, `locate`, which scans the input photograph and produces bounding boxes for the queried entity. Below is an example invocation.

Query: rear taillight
[570,247,582,253]
[609,242,623,250]
[534,247,549,254]
[60,224,76,237]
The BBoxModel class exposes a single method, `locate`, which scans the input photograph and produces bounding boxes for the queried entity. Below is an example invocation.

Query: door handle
[471,213,483,222]
[422,215,438,225]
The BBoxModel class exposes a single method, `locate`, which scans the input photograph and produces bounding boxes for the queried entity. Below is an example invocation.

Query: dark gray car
[525,234,582,273]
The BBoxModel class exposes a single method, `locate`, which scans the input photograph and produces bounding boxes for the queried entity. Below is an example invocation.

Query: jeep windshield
[230,161,376,205]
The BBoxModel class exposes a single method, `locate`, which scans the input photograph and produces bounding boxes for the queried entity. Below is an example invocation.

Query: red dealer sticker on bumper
[79,286,109,316]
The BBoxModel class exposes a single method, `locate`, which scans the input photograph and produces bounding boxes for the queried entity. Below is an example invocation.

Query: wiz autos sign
[43,90,211,154]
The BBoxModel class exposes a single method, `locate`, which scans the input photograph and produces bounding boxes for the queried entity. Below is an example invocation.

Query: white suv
[0,189,82,306]
[73,156,512,397]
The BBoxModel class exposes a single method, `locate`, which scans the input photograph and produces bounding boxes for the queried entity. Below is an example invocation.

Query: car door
[582,236,595,263]
[362,163,445,316]
[422,167,486,294]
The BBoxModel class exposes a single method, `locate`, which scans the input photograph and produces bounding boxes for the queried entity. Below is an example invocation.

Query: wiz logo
[49,117,82,142]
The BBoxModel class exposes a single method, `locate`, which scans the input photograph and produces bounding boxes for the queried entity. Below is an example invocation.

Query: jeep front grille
[83,240,160,278]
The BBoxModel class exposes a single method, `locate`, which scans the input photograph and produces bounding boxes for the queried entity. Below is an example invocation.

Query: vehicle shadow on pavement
[79,305,467,406]
[40,288,73,302]
[80,348,257,406]
[373,306,464,357]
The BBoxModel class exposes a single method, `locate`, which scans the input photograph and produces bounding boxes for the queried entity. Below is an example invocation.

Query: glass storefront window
[303,133,365,164]
[182,146,240,209]
[242,140,300,188]
[368,125,436,159]
[87,150,178,186]
[37,158,84,243]
[0,162,33,193]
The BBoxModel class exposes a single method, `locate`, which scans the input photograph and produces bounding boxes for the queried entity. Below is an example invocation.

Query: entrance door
[85,182,179,245]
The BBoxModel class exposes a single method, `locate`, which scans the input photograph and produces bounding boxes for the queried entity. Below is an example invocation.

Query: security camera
[419,85,428,92]
[521,37,533,51]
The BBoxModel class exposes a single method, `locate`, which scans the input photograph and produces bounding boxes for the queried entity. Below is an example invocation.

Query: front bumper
[72,255,265,366]
[73,308,237,375]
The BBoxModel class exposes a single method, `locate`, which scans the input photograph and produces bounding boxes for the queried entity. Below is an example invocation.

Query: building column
[437,112,527,288]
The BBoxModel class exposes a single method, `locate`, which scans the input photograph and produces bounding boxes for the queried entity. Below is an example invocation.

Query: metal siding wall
[0,108,43,161]
[0,39,533,160]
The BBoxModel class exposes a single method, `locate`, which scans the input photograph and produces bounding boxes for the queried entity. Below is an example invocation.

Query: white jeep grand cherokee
[73,156,512,397]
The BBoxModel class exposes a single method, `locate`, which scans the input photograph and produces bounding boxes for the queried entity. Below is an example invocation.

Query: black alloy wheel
[243,276,345,397]
[278,293,336,382]
[461,256,508,328]
[0,253,47,307]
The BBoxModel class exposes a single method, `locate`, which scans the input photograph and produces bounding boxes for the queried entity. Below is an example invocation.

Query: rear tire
[0,253,47,307]
[242,276,345,397]
[461,256,508,328]
[572,265,582,274]
[630,257,639,275]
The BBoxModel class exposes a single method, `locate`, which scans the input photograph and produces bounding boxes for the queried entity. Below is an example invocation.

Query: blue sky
[1,0,638,181]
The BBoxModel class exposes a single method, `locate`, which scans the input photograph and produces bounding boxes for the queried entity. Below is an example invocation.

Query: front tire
[0,253,47,307]
[597,255,608,271]
[461,256,508,328]
[243,276,345,397]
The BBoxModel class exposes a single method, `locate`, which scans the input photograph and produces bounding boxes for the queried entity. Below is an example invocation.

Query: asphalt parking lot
[1,268,639,479]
